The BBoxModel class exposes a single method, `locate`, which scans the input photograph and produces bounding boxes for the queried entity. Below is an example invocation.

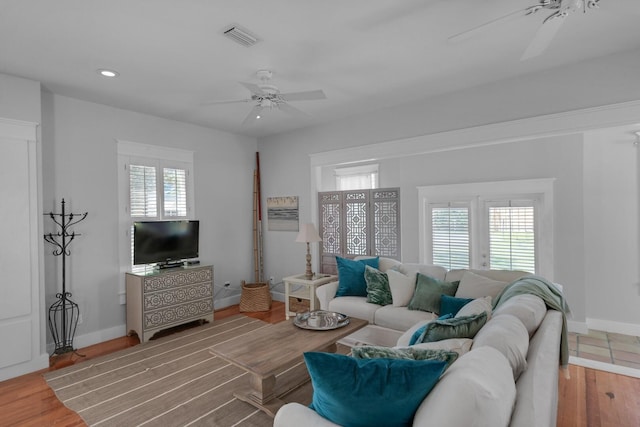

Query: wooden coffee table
[209,316,367,417]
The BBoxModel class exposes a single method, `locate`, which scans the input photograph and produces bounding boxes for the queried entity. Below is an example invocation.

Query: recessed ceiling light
[97,69,119,78]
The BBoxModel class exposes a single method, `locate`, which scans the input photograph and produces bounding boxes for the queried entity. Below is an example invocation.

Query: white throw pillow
[400,338,473,356]
[387,269,416,307]
[493,294,547,337]
[414,347,516,427]
[472,314,529,380]
[455,271,508,300]
[455,296,492,320]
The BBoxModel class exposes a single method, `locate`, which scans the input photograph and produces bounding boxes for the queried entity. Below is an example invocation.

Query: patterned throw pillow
[364,265,393,305]
[414,312,488,344]
[352,345,459,368]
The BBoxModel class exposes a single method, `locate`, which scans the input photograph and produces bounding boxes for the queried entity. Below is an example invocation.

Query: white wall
[40,93,257,346]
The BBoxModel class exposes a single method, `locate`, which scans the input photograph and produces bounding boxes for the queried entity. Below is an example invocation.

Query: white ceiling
[1,0,639,138]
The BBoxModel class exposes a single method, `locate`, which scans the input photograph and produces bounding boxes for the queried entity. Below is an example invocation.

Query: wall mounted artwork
[267,196,299,231]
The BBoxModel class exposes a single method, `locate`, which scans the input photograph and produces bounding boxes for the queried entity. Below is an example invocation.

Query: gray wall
[258,49,640,331]
[40,92,257,344]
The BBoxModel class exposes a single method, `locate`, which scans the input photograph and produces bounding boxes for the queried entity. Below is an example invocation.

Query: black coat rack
[44,198,88,355]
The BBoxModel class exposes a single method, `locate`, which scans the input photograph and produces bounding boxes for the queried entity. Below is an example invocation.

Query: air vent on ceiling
[222,25,260,47]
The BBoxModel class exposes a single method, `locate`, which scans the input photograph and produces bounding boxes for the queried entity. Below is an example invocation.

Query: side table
[283,273,338,319]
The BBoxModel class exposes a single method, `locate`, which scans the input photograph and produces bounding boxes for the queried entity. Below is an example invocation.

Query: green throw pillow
[407,273,459,313]
[304,352,447,427]
[415,312,488,344]
[364,265,393,306]
[351,345,458,367]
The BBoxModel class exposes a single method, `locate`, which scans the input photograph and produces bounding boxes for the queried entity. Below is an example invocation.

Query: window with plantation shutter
[117,141,195,278]
[418,179,554,278]
[431,204,470,270]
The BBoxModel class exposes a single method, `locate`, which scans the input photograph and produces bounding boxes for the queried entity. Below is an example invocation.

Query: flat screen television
[133,220,199,267]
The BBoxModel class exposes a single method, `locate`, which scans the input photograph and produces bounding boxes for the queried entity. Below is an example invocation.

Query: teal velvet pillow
[335,256,379,297]
[407,273,459,313]
[439,294,474,317]
[351,345,458,367]
[304,352,447,427]
[415,312,488,344]
[364,265,393,305]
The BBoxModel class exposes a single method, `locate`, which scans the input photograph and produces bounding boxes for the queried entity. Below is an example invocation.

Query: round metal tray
[293,310,350,330]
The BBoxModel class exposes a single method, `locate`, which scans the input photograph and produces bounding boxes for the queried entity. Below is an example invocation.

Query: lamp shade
[296,223,322,243]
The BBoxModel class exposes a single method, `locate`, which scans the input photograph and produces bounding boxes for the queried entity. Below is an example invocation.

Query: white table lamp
[295,223,322,279]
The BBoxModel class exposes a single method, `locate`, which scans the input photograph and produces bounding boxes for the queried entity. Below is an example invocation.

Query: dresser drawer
[144,298,213,329]
[142,267,213,293]
[143,282,213,311]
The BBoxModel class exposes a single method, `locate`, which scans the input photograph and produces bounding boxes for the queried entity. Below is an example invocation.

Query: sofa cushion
[414,347,516,427]
[335,256,379,297]
[493,293,547,337]
[415,312,488,344]
[364,265,392,306]
[455,270,508,300]
[472,314,529,380]
[351,345,459,367]
[399,263,447,281]
[386,269,416,307]
[373,305,436,331]
[439,294,473,317]
[304,351,447,427]
[455,295,492,319]
[408,273,459,313]
[328,296,379,324]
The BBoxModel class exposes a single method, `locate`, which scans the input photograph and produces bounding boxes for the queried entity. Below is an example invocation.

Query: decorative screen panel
[319,188,400,274]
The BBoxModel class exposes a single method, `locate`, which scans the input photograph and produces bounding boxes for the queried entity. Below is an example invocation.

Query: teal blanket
[493,275,571,371]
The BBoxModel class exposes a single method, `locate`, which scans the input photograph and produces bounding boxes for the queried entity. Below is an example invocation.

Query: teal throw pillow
[415,312,488,344]
[408,314,453,346]
[304,352,447,427]
[335,256,379,297]
[407,273,459,313]
[352,345,458,367]
[364,265,393,305]
[439,294,474,317]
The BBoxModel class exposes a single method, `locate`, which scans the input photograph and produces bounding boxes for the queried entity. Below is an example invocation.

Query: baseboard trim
[570,356,640,379]
[567,320,588,334]
[586,318,640,337]
[47,324,128,354]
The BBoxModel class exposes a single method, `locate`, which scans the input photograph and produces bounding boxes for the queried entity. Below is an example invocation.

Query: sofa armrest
[316,280,339,310]
[274,403,340,427]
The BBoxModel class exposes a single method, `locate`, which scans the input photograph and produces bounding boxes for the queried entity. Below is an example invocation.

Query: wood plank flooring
[1,301,638,426]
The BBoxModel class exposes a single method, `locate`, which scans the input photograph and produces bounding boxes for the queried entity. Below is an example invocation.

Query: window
[117,141,194,279]
[335,164,379,190]
[418,179,554,278]
[318,188,400,274]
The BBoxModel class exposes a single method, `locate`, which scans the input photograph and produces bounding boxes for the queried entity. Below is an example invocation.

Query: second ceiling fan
[449,0,603,60]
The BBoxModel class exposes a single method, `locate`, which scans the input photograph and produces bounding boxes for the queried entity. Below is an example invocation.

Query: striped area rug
[43,315,313,426]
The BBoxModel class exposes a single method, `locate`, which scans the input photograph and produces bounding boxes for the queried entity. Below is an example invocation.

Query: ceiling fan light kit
[207,69,327,126]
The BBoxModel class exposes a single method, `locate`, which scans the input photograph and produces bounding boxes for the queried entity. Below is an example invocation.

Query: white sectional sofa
[274,257,566,427]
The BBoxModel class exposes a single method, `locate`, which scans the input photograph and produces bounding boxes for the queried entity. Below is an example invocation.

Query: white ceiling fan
[449,0,603,60]
[204,70,327,126]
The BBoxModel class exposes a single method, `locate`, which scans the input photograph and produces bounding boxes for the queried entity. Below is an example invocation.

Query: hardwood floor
[0,301,638,426]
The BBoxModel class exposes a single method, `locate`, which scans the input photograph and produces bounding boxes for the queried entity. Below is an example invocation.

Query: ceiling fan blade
[277,102,310,119]
[279,89,326,102]
[239,82,265,95]
[242,105,263,126]
[521,13,567,60]
[448,7,532,43]
[201,98,251,106]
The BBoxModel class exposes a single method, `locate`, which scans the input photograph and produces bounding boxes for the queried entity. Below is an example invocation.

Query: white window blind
[335,164,379,190]
[129,165,157,218]
[163,167,187,217]
[431,204,470,270]
[488,202,536,272]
